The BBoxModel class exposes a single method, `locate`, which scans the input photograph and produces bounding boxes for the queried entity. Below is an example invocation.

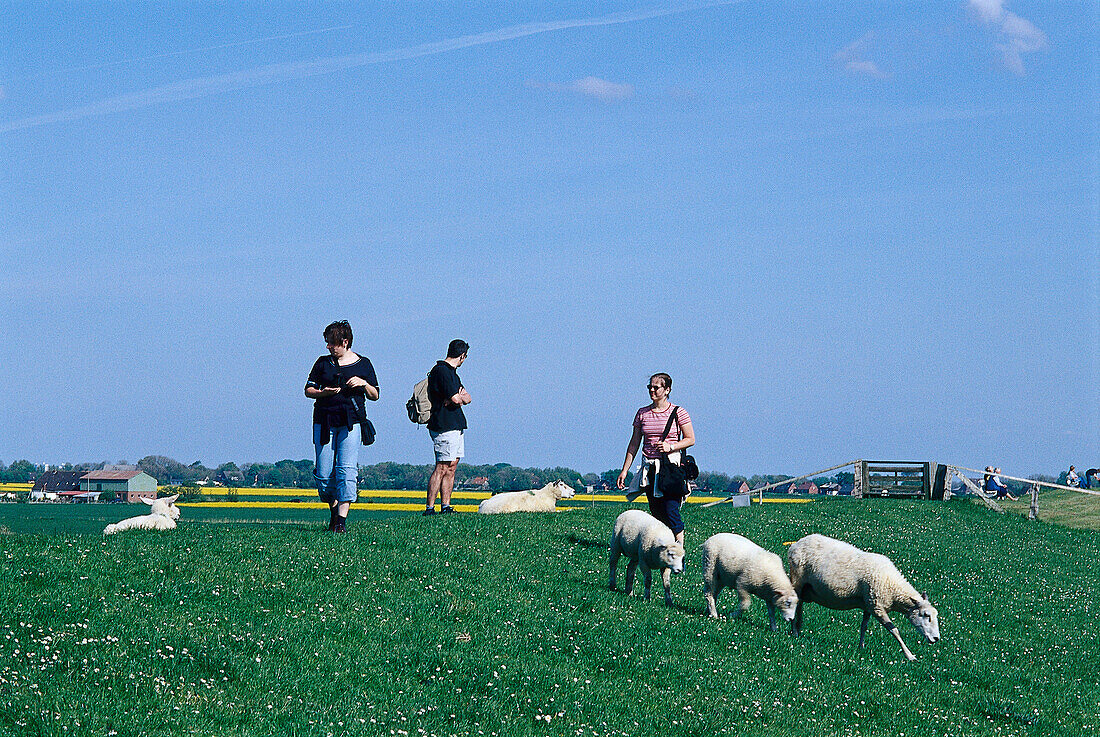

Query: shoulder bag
[655,406,698,500]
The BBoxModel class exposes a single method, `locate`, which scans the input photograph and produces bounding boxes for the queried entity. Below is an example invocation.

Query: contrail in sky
[1,1,739,134]
[18,24,357,81]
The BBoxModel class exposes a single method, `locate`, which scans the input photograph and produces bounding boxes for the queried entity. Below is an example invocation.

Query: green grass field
[995,488,1100,530]
[1,499,1098,737]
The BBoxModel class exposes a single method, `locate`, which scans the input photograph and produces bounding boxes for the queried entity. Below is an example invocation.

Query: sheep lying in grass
[788,534,940,661]
[609,510,685,605]
[477,481,575,514]
[702,533,798,629]
[103,495,181,535]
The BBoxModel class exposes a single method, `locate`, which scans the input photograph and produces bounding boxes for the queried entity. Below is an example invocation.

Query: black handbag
[657,459,688,500]
[361,419,376,446]
[656,407,695,499]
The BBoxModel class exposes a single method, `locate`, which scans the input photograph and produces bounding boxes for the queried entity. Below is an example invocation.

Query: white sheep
[608,509,686,605]
[787,534,940,661]
[701,533,798,629]
[477,481,576,514]
[103,494,181,535]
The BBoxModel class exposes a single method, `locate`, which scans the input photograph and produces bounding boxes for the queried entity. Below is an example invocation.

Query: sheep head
[142,494,181,520]
[660,542,686,574]
[551,480,576,500]
[907,594,940,643]
[774,593,799,622]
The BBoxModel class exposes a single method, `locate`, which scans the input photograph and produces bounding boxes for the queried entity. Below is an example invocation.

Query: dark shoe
[440,505,457,514]
[333,522,346,533]
[422,508,437,516]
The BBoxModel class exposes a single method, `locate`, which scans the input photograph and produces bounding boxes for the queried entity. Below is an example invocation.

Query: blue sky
[1,1,1096,477]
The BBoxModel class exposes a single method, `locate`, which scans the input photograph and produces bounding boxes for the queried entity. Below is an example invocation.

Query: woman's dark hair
[650,372,672,390]
[448,339,469,358]
[324,321,353,348]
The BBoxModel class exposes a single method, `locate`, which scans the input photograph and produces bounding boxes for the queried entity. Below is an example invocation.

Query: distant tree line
[33,457,1075,494]
[0,455,837,494]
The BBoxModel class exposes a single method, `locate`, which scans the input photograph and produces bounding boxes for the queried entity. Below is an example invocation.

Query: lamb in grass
[787,534,940,661]
[701,533,798,629]
[608,510,685,605]
[477,481,575,514]
[103,494,181,535]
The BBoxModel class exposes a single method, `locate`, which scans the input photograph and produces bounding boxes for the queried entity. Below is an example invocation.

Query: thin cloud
[834,34,888,79]
[967,0,1047,74]
[1,1,743,134]
[572,76,634,101]
[528,76,635,102]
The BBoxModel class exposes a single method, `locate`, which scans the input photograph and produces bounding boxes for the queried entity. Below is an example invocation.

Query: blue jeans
[313,424,360,503]
[648,495,684,535]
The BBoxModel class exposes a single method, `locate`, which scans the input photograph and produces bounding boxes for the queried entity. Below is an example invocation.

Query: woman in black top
[304,321,378,532]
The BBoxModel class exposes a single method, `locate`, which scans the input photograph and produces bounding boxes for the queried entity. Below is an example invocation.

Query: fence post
[1028,485,1039,521]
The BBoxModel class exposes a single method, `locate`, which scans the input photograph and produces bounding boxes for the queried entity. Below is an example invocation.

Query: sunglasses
[647,385,665,391]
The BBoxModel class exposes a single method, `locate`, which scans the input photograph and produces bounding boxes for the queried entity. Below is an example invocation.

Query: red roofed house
[80,468,158,503]
[725,480,751,495]
[787,481,820,495]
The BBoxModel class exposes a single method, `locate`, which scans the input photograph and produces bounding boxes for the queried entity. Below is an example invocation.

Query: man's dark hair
[447,339,469,358]
[324,321,353,348]
[650,372,673,390]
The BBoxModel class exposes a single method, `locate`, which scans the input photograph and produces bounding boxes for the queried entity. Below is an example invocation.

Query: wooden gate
[858,461,931,499]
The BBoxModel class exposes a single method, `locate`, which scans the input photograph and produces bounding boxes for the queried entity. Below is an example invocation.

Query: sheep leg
[661,568,673,606]
[733,587,751,620]
[767,602,777,632]
[624,560,638,596]
[859,611,871,647]
[641,564,653,601]
[875,610,917,661]
[704,581,722,618]
[609,546,621,591]
[792,599,804,636]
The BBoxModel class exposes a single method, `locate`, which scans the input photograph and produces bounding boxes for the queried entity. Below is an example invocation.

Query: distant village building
[459,476,490,490]
[787,481,819,495]
[725,480,751,495]
[32,471,84,494]
[215,469,242,486]
[80,469,158,503]
[31,471,85,501]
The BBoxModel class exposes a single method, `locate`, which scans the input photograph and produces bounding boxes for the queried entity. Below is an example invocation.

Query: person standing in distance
[424,339,471,515]
[304,320,379,533]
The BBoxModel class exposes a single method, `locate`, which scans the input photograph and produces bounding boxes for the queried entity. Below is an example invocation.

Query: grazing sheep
[608,510,686,605]
[701,533,798,629]
[103,495,181,535]
[788,534,940,661]
[477,481,576,514]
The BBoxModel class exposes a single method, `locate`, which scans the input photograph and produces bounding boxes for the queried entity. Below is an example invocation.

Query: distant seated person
[1086,469,1099,490]
[1066,465,1080,488]
[985,468,1016,500]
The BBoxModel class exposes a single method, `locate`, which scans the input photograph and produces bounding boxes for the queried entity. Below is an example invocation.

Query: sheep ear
[921,591,929,602]
[165,494,179,504]
[140,496,155,506]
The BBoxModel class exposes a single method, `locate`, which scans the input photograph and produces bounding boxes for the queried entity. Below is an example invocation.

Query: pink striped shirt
[634,405,692,459]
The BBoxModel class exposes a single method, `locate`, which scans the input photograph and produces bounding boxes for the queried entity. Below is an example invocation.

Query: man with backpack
[422,339,471,515]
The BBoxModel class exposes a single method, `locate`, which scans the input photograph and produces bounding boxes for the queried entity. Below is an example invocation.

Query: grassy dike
[1,499,1098,737]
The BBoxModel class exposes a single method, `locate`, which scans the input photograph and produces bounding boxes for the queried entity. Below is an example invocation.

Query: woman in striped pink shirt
[616,372,695,545]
